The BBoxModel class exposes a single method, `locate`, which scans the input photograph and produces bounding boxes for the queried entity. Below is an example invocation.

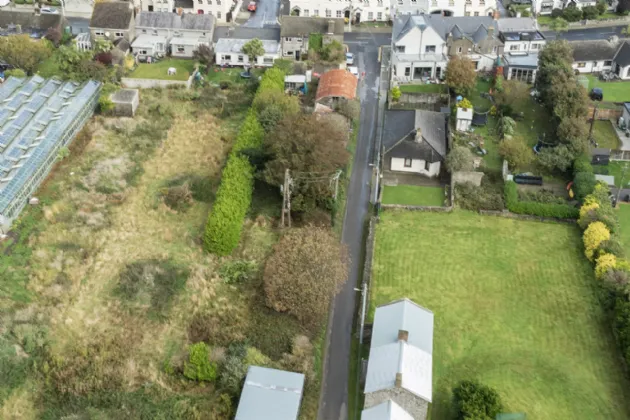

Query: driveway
[318,31,391,420]
[241,0,280,27]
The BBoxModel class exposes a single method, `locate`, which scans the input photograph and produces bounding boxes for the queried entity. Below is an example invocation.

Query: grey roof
[571,40,619,62]
[213,26,280,43]
[235,366,305,420]
[280,16,344,37]
[114,37,130,52]
[0,76,100,218]
[503,52,539,68]
[136,12,181,29]
[181,13,215,30]
[89,1,133,30]
[362,400,414,420]
[174,0,194,8]
[614,41,630,68]
[496,17,537,32]
[393,14,500,44]
[0,10,62,35]
[215,38,280,54]
[385,110,447,163]
[383,110,416,150]
[365,299,434,402]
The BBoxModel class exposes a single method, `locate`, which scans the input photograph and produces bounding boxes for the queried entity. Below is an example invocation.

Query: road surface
[318,31,391,420]
[242,0,280,27]
[543,25,628,41]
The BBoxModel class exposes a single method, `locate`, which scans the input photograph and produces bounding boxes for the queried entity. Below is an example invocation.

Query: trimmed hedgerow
[504,181,579,219]
[203,70,284,255]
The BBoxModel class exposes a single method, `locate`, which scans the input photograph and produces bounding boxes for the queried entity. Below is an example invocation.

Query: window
[398,0,403,4]
[217,11,221,18]
[412,0,417,3]
[326,9,331,16]
[424,160,430,171]
[207,0,212,3]
[314,9,319,15]
[425,45,436,53]
[457,46,462,53]
[217,0,221,4]
[465,11,470,15]
[577,62,586,68]
[285,37,291,41]
[285,50,293,56]
[139,49,147,55]
[404,66,410,76]
[113,31,123,37]
[474,11,479,15]
[480,0,485,4]
[222,54,231,61]
[368,11,373,19]
[473,61,479,69]
[377,12,382,19]
[304,9,309,15]
[95,30,104,36]
[395,45,405,53]
[177,46,185,53]
[404,158,412,167]
[263,57,273,64]
[531,43,539,50]
[198,0,202,3]
[510,44,519,51]
[605,60,612,66]
[238,55,244,62]
[336,10,343,17]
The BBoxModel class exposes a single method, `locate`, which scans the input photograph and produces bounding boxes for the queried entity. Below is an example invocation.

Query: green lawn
[594,161,630,187]
[128,59,195,81]
[204,66,264,84]
[586,75,630,103]
[618,205,630,256]
[382,185,445,206]
[399,84,446,94]
[371,211,630,420]
[592,120,621,149]
[470,78,492,111]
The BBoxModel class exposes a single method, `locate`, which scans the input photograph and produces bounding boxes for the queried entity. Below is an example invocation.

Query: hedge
[504,181,579,219]
[203,70,284,255]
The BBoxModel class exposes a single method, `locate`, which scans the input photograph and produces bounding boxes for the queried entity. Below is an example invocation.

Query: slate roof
[393,14,500,44]
[383,110,416,150]
[181,13,215,30]
[280,16,344,37]
[365,299,435,402]
[174,0,194,8]
[315,69,358,101]
[136,12,181,29]
[0,10,62,33]
[571,39,619,62]
[614,41,630,68]
[385,110,447,163]
[215,38,280,54]
[361,400,414,420]
[213,26,280,43]
[496,17,537,32]
[235,366,305,420]
[90,2,133,30]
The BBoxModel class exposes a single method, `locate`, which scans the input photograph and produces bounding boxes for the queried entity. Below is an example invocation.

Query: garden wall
[588,106,622,121]
[122,76,193,89]
[453,171,484,187]
[389,92,448,111]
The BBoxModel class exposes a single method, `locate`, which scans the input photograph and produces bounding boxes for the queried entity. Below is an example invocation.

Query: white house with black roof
[612,41,630,80]
[214,27,281,67]
[570,39,619,74]
[382,110,448,178]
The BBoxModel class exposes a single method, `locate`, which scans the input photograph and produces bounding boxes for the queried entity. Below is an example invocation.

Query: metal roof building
[0,76,101,233]
[235,366,305,420]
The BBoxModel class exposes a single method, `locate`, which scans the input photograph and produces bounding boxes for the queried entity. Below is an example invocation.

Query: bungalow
[383,110,448,179]
[214,27,281,67]
[279,16,344,60]
[315,69,358,106]
[89,1,135,43]
[570,39,618,74]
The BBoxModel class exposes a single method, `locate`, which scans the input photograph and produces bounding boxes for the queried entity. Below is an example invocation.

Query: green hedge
[203,70,283,255]
[505,181,579,219]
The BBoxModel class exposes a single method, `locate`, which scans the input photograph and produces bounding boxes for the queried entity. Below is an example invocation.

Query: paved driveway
[241,0,280,27]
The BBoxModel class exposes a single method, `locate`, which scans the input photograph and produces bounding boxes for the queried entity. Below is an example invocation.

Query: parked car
[247,2,256,12]
[40,7,59,13]
[0,0,10,7]
[590,87,603,101]
[345,52,354,66]
[347,66,358,77]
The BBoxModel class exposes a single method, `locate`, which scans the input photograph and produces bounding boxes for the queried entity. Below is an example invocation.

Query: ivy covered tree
[445,56,477,97]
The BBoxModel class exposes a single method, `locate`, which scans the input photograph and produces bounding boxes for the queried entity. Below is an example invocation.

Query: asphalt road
[242,0,280,27]
[543,25,628,41]
[318,31,391,420]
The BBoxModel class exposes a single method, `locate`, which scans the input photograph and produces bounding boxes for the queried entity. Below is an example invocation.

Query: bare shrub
[161,183,193,211]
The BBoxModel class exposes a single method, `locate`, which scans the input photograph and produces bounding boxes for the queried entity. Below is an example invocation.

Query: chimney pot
[398,329,409,342]
[395,373,403,388]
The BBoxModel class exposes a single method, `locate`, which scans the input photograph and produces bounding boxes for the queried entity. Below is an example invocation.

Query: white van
[0,0,10,7]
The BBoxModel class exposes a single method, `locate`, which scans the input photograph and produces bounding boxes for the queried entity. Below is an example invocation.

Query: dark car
[590,87,603,101]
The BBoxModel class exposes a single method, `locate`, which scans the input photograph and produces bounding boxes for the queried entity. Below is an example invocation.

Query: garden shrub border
[504,181,579,219]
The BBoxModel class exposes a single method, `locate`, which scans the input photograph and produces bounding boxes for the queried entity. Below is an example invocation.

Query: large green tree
[242,38,265,65]
[445,55,477,97]
[0,35,51,74]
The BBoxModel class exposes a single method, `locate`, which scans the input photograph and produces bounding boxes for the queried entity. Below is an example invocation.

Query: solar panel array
[0,76,101,227]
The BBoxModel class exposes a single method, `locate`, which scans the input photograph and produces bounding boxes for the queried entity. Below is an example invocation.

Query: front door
[355,12,361,23]
[148,5,153,11]
[198,9,204,13]
[295,50,300,60]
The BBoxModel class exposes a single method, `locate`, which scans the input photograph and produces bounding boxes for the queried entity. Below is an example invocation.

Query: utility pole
[280,169,292,228]
[588,103,599,144]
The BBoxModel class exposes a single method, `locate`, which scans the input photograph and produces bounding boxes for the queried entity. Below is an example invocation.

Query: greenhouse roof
[0,76,101,214]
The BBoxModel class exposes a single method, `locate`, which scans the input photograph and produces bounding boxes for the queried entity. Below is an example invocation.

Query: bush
[551,7,563,17]
[573,171,597,201]
[390,86,401,102]
[446,145,475,172]
[613,298,630,369]
[505,181,579,219]
[452,380,503,420]
[599,238,626,258]
[454,181,504,211]
[5,68,26,78]
[563,6,584,21]
[219,259,257,284]
[582,5,600,19]
[518,189,566,205]
[596,253,617,279]
[184,342,217,382]
[583,221,611,261]
[573,154,593,175]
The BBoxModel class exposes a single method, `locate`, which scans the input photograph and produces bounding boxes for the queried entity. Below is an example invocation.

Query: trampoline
[472,112,488,126]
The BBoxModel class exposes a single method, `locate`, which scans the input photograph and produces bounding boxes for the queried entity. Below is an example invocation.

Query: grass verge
[382,185,445,206]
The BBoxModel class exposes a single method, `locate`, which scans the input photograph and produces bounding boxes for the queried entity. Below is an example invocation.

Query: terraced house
[0,76,101,233]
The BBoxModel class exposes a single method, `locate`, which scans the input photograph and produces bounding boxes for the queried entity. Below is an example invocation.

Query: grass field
[594,161,630,187]
[128,59,195,81]
[586,75,630,103]
[382,185,445,206]
[471,78,492,111]
[592,120,621,149]
[371,211,630,419]
[399,84,446,94]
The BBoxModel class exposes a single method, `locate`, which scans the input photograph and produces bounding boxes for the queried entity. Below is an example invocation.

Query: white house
[570,39,618,74]
[383,110,447,178]
[215,38,280,66]
[286,0,497,22]
[138,0,234,23]
[612,41,630,80]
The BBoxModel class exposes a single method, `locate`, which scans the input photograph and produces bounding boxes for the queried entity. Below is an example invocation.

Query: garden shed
[110,89,140,117]
[456,107,473,132]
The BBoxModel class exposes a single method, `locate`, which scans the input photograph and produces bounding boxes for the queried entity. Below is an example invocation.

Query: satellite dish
[105,31,110,37]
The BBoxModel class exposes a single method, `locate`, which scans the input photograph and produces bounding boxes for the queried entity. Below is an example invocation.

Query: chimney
[415,126,422,142]
[328,20,335,34]
[488,26,494,37]
[395,373,403,388]
[398,329,409,342]
[493,10,500,20]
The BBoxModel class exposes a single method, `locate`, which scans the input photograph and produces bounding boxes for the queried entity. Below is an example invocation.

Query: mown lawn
[618,204,630,256]
[591,120,621,149]
[371,211,630,420]
[382,185,445,206]
[399,84,446,94]
[470,78,492,110]
[594,161,630,187]
[128,59,195,81]
[586,75,630,103]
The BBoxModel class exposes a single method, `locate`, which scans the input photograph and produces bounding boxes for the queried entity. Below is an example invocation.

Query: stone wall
[390,92,448,111]
[365,389,429,420]
[121,76,192,90]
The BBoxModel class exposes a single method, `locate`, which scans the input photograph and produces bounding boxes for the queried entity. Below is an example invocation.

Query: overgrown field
[370,210,630,419]
[0,86,317,418]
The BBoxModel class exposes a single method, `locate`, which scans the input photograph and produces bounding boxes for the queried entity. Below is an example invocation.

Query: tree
[193,44,214,68]
[445,145,475,173]
[597,1,607,14]
[262,114,350,211]
[493,79,529,113]
[549,16,569,34]
[537,144,576,172]
[563,5,584,21]
[582,5,600,19]
[452,380,503,420]
[584,221,611,261]
[319,40,345,63]
[183,342,217,382]
[242,38,265,65]
[557,116,589,155]
[536,40,574,104]
[499,137,532,170]
[549,78,589,121]
[338,99,360,121]
[445,56,476,97]
[498,116,516,138]
[0,35,51,74]
[263,227,349,330]
[573,171,597,201]
[551,7,564,17]
[45,27,62,46]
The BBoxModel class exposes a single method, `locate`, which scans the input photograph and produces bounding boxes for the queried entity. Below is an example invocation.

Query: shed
[591,147,611,165]
[235,366,305,420]
[315,69,358,104]
[456,107,473,132]
[110,89,140,117]
[595,174,615,187]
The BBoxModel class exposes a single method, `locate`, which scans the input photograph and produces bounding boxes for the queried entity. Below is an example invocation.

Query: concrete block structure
[111,89,140,117]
